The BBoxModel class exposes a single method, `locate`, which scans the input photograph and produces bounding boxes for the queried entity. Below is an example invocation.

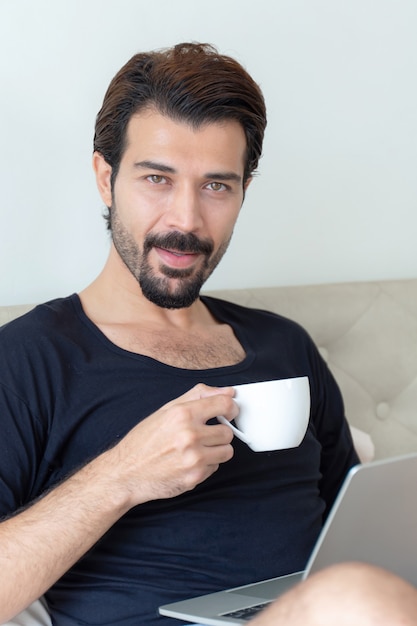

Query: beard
[110,206,231,309]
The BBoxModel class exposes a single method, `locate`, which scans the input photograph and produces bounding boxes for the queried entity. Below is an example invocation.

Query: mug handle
[217,415,252,446]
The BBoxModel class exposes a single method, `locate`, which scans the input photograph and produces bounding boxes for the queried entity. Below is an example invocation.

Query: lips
[155,246,200,269]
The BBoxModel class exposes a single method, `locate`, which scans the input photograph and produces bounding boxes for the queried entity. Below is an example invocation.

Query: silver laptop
[159,452,417,625]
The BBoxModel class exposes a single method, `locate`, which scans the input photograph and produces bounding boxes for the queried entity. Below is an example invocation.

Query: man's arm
[0,384,236,622]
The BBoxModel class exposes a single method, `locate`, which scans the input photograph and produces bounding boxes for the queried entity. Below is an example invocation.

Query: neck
[79,247,211,331]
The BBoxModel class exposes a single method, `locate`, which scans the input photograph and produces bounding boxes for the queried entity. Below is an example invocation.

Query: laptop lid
[160,452,417,625]
[304,451,417,583]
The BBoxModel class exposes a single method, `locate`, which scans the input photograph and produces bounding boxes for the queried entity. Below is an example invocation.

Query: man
[0,43,359,625]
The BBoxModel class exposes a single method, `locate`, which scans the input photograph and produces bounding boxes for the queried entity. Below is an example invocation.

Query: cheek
[125,183,170,222]
[218,205,241,237]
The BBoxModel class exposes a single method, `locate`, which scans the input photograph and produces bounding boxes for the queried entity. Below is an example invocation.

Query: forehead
[122,108,247,173]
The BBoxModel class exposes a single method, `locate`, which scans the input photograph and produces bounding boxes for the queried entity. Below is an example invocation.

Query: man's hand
[106,383,238,506]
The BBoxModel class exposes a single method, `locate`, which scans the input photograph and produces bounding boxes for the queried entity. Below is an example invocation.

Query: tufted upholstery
[206,278,417,460]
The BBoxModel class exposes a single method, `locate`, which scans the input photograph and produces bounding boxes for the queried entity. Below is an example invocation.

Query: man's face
[97,108,249,308]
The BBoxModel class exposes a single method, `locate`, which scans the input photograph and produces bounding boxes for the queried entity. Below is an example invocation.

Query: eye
[207,181,227,192]
[147,174,166,184]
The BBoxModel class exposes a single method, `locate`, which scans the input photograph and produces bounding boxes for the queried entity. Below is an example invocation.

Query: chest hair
[100,323,246,369]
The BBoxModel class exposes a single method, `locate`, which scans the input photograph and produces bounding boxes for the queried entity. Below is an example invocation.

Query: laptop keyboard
[222,601,271,620]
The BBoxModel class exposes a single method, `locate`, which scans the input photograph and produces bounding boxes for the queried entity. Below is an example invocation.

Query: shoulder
[0,294,91,417]
[201,294,312,339]
[0,294,80,340]
[0,294,86,382]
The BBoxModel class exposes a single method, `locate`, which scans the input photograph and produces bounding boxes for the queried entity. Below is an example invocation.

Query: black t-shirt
[0,294,359,625]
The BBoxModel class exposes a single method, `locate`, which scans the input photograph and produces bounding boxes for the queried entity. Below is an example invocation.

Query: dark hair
[94,42,267,192]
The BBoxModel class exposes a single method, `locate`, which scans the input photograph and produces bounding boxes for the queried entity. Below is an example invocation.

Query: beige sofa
[206,278,417,460]
[2,276,417,624]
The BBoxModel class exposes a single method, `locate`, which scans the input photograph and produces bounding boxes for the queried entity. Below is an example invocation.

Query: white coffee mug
[218,377,310,452]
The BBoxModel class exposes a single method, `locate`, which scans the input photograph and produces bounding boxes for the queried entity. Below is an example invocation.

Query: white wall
[1,0,416,305]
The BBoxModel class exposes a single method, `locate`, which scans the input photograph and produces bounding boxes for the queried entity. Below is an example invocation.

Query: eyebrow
[134,160,176,174]
[134,160,242,184]
[205,171,242,184]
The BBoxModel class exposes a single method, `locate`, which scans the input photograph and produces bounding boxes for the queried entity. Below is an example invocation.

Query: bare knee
[250,563,417,626]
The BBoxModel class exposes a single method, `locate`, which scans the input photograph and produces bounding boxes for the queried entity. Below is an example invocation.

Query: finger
[162,388,238,428]
[206,443,234,467]
[186,391,239,425]
[201,422,235,447]
[184,440,235,481]
[196,383,236,400]
[171,383,235,405]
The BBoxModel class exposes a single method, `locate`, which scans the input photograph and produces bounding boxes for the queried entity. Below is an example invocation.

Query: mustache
[143,231,214,256]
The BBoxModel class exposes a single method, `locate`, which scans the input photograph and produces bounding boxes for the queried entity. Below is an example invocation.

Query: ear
[243,176,253,193]
[241,176,253,204]
[93,151,113,207]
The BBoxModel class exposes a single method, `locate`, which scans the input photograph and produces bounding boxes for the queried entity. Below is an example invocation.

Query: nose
[164,183,204,233]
